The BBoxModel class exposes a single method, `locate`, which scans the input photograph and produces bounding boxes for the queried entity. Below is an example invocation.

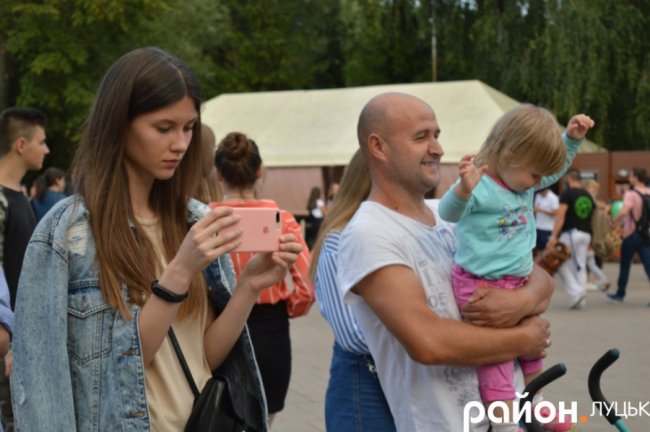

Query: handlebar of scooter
[521,363,568,432]
[588,348,621,425]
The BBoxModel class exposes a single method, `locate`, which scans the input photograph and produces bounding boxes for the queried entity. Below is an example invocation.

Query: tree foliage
[1,0,648,175]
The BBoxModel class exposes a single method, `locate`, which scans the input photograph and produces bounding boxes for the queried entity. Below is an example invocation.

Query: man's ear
[367,133,388,162]
[256,166,263,180]
[13,137,26,155]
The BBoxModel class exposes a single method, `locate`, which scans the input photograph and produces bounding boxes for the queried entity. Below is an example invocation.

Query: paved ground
[273,261,650,431]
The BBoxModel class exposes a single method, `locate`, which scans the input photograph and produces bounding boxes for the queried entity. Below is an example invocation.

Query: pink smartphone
[210,205,281,252]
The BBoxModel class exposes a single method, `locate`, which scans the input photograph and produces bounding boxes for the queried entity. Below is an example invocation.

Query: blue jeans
[615,231,650,298]
[325,343,396,432]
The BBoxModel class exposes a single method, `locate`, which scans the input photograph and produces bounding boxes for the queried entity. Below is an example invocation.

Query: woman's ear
[215,169,224,182]
[256,166,263,180]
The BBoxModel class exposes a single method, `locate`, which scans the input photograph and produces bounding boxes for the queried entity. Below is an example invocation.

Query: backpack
[632,189,650,239]
[590,206,615,258]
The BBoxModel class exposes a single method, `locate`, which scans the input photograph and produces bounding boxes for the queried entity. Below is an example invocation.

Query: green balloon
[611,200,623,217]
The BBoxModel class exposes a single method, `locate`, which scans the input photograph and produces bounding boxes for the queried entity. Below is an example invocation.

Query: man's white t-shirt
[534,190,559,231]
[338,200,487,432]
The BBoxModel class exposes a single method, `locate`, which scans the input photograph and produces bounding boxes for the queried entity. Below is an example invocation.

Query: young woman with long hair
[11,47,300,431]
[309,150,396,431]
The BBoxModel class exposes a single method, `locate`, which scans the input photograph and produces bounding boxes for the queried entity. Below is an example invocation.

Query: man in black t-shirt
[0,107,49,431]
[549,168,594,310]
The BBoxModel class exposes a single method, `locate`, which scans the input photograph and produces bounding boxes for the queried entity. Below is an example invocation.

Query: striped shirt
[213,200,314,318]
[314,230,369,355]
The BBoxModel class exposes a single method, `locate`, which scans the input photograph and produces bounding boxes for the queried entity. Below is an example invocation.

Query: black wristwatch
[151,280,188,303]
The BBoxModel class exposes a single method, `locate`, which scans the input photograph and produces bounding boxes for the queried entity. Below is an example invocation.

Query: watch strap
[151,280,188,303]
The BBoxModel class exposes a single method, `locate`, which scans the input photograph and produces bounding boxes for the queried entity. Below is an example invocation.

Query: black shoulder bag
[168,328,263,432]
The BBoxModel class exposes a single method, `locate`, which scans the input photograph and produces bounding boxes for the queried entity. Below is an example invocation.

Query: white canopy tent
[202,80,602,214]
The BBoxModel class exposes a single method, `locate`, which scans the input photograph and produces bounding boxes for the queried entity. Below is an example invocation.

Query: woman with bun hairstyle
[11,47,301,431]
[213,131,315,425]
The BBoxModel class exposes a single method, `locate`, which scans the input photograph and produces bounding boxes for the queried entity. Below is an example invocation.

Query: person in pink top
[607,167,650,303]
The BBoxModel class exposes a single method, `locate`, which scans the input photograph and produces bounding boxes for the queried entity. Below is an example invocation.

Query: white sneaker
[585,282,598,291]
[570,293,587,310]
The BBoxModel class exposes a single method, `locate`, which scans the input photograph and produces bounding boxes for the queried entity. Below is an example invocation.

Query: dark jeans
[325,343,396,432]
[615,231,650,298]
[535,229,552,252]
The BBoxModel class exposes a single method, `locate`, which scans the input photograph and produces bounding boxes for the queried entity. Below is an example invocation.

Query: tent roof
[202,80,602,167]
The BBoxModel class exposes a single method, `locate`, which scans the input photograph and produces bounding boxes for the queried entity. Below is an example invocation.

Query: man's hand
[461,286,530,328]
[518,316,551,360]
[461,265,553,328]
[566,114,595,140]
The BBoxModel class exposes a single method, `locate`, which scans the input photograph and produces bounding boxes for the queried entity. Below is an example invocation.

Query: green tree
[203,0,341,93]
[1,0,224,171]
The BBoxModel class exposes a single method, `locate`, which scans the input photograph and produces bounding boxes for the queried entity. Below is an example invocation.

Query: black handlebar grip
[521,363,567,432]
[588,348,620,425]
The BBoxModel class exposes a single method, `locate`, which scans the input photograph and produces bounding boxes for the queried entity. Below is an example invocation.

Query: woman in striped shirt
[310,150,396,431]
[213,131,315,425]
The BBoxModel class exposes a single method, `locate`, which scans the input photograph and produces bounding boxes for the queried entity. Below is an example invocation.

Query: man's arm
[461,264,553,328]
[353,265,550,366]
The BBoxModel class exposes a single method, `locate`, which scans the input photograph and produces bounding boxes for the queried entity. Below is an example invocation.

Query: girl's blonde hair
[474,104,566,177]
[71,47,206,319]
[309,150,370,280]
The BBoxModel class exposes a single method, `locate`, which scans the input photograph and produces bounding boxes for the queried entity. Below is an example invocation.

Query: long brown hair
[309,150,370,280]
[71,47,206,319]
[194,124,221,203]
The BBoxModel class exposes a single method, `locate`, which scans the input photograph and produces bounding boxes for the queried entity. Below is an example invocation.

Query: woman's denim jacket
[11,196,268,431]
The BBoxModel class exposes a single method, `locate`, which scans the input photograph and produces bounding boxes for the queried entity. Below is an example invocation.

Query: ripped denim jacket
[11,197,267,431]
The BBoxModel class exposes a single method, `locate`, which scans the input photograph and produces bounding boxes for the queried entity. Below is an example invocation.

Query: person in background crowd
[0,106,48,432]
[12,46,301,431]
[582,179,610,291]
[549,168,595,310]
[0,267,13,432]
[534,188,560,254]
[306,186,326,248]
[607,167,650,303]
[310,150,396,431]
[326,182,340,207]
[214,131,315,426]
[31,166,67,221]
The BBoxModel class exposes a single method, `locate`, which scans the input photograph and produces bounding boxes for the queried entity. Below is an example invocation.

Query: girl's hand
[167,206,243,284]
[238,234,302,294]
[566,114,595,140]
[455,154,488,199]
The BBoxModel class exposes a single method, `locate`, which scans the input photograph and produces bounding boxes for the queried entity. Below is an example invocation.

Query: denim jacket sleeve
[11,225,78,430]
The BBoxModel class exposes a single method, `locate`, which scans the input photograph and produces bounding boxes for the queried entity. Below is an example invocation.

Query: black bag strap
[168,327,201,398]
[631,189,648,225]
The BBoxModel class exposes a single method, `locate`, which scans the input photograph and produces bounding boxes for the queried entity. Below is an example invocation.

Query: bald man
[337,93,553,431]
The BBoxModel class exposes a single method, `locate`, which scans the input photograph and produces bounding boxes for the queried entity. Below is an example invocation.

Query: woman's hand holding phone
[238,234,302,294]
[163,206,243,287]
